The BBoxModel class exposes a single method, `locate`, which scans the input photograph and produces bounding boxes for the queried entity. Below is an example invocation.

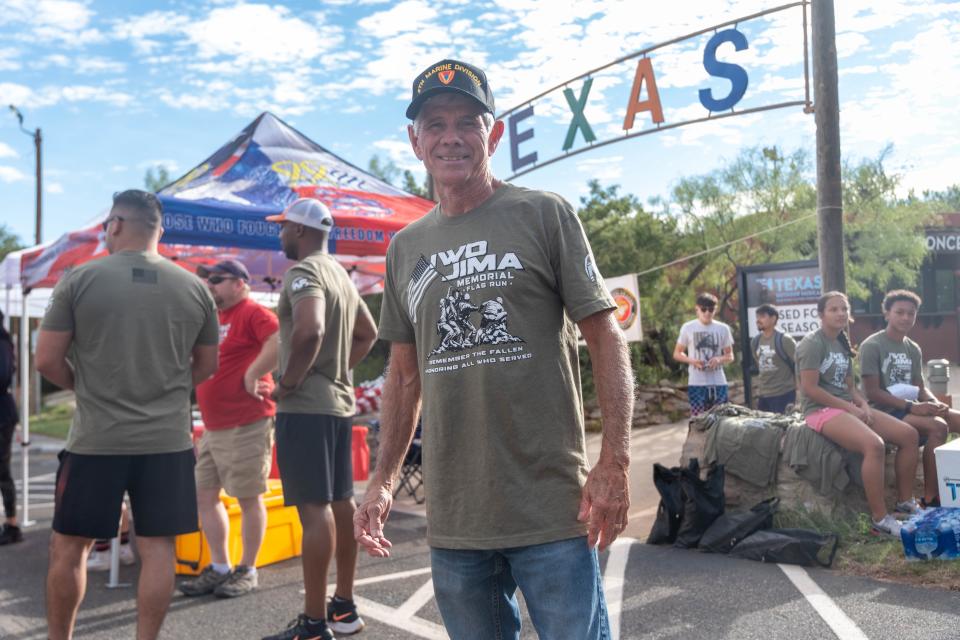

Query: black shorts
[275,413,354,506]
[53,449,198,539]
[758,389,796,414]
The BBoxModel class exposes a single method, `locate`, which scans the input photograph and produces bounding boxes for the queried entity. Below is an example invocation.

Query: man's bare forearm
[39,360,74,391]
[582,312,634,466]
[372,352,422,488]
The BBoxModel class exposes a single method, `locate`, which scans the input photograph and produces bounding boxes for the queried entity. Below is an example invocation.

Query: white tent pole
[19,290,34,527]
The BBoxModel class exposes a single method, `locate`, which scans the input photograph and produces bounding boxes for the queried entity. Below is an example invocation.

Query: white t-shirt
[677,319,734,386]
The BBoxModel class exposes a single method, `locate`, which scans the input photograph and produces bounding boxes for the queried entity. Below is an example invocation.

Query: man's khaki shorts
[195,417,274,498]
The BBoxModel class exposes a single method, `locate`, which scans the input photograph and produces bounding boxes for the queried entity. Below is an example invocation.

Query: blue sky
[1,0,958,247]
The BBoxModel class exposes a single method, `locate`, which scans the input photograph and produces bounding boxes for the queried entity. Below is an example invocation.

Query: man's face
[408,93,504,190]
[756,312,777,332]
[696,305,715,324]
[884,300,918,333]
[206,274,245,310]
[278,221,297,260]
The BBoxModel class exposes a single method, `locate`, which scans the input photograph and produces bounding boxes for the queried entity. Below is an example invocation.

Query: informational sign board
[737,260,821,405]
[606,273,642,342]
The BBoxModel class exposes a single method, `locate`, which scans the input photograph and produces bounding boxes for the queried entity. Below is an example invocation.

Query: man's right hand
[912,401,941,417]
[354,483,395,558]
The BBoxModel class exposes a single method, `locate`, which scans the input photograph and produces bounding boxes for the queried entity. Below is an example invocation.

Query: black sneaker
[327,596,365,635]
[262,614,334,640]
[0,524,23,545]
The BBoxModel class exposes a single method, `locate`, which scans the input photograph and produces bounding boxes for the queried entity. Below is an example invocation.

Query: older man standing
[355,59,634,639]
[178,259,279,599]
[261,198,378,640]
[37,190,219,640]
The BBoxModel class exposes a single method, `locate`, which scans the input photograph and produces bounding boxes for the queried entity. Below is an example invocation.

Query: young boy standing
[674,293,735,415]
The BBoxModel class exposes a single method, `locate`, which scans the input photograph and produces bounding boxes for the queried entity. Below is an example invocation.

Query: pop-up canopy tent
[15,111,434,294]
[4,111,434,526]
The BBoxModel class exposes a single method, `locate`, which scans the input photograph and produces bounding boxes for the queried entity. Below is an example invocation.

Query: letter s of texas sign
[501,3,810,178]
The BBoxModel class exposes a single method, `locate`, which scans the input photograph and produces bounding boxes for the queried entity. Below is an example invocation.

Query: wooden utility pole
[812,0,845,293]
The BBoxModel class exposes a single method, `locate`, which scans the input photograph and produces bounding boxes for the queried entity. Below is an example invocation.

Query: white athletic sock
[211,562,231,574]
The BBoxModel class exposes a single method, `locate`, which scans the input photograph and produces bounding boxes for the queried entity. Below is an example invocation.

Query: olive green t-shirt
[379,183,616,549]
[41,251,219,454]
[755,332,797,397]
[795,329,853,416]
[858,331,923,411]
[277,251,366,416]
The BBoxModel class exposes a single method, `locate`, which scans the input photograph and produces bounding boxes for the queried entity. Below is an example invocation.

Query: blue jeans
[430,536,610,640]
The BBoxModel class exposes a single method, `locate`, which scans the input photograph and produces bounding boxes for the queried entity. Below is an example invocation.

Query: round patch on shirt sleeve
[291,277,310,291]
[584,255,597,283]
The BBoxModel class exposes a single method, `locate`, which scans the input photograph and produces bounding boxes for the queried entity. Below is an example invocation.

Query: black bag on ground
[673,458,725,549]
[647,463,685,545]
[728,528,839,567]
[698,497,780,554]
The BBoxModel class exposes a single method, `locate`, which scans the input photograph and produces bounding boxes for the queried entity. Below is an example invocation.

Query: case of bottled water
[900,508,960,561]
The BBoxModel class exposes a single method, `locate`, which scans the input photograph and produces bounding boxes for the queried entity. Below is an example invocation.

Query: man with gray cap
[37,189,219,640]
[178,259,279,599]
[355,59,634,639]
[261,198,378,640]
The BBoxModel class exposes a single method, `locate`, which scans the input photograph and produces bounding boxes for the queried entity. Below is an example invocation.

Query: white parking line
[352,595,448,639]
[395,578,435,619]
[603,537,634,640]
[778,564,869,640]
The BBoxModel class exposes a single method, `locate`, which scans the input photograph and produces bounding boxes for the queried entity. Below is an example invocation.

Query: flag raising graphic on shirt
[407,255,440,323]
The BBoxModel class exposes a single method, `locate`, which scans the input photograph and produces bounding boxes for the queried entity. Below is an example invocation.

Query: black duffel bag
[673,458,725,549]
[698,497,780,554]
[728,527,840,567]
[647,463,686,545]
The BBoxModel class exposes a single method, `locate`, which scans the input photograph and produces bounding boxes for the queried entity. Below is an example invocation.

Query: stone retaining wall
[584,379,745,430]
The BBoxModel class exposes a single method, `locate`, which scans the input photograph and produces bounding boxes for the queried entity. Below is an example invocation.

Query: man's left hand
[270,383,293,402]
[578,458,630,552]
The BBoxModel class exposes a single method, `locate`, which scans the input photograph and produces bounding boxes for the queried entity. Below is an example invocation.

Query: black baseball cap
[406,59,495,120]
[196,259,250,281]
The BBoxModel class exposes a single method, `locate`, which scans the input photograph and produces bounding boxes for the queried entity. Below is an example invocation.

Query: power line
[633,212,817,278]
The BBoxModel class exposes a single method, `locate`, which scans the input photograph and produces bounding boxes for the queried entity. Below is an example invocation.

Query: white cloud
[372,138,421,173]
[35,54,125,74]
[0,143,18,159]
[183,5,338,66]
[0,166,28,182]
[0,82,134,108]
[112,10,190,55]
[0,0,104,45]
[45,181,63,194]
[0,47,20,71]
[575,155,624,182]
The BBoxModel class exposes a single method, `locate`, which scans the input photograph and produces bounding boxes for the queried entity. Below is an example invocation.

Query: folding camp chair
[393,422,424,504]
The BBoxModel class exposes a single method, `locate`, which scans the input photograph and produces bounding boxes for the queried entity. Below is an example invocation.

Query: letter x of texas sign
[501,2,812,179]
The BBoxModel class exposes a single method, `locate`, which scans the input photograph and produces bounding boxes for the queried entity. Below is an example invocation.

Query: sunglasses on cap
[206,275,238,285]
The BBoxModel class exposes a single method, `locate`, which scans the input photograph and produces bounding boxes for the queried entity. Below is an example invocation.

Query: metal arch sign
[499,2,812,180]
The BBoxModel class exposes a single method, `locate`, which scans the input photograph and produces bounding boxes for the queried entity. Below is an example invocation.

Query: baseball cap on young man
[265,198,334,231]
[196,259,250,281]
[406,59,496,120]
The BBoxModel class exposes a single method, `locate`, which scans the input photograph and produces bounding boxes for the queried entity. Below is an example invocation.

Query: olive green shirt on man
[42,251,219,455]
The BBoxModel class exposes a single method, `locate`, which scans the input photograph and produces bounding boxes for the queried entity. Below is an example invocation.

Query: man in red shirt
[179,259,279,598]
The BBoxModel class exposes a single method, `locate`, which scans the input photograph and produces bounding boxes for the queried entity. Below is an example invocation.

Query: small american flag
[406,255,440,323]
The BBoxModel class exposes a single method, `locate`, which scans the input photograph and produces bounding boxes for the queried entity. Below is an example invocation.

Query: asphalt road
[3,431,960,639]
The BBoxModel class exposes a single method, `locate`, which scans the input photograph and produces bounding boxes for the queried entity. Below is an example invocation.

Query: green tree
[144,165,171,192]
[577,180,694,382]
[368,154,430,199]
[922,184,960,211]
[0,224,24,260]
[841,149,934,301]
